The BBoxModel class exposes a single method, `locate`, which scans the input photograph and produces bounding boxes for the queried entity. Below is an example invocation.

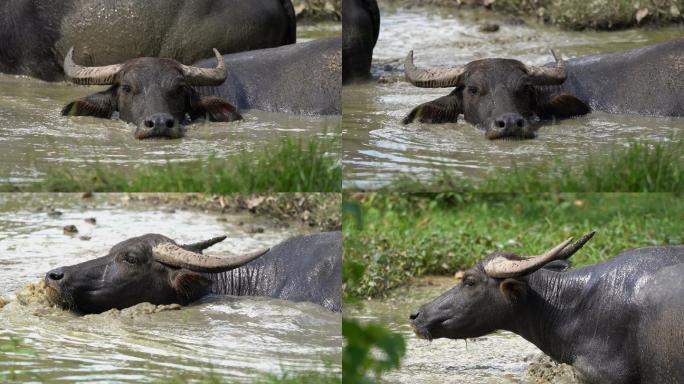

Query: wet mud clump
[526,354,580,383]
[84,302,183,319]
[15,280,59,307]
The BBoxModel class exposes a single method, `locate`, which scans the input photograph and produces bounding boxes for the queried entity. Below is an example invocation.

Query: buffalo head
[61,48,242,139]
[44,234,267,314]
[402,51,589,139]
[410,231,594,340]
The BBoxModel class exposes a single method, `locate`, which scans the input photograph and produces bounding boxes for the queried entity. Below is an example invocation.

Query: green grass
[383,141,684,193]
[343,193,684,299]
[4,138,341,193]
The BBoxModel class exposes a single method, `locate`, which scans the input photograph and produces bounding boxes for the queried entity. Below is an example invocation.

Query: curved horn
[484,237,574,278]
[63,47,123,85]
[182,236,227,253]
[153,242,268,273]
[556,231,595,260]
[524,49,567,85]
[404,50,465,88]
[179,48,226,86]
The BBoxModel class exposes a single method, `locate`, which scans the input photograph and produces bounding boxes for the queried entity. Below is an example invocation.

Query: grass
[343,193,684,299]
[4,137,341,193]
[383,141,684,193]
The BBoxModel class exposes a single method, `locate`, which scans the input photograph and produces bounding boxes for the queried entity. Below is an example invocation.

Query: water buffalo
[0,0,295,81]
[61,38,341,139]
[403,38,684,139]
[410,232,684,383]
[342,0,380,83]
[44,231,342,314]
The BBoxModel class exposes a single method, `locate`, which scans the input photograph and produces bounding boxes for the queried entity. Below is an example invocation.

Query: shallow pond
[0,26,341,185]
[0,194,341,382]
[342,4,684,189]
[347,276,577,384]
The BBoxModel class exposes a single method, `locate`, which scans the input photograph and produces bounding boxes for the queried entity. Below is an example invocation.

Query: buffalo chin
[411,322,434,341]
[485,127,537,140]
[134,124,186,140]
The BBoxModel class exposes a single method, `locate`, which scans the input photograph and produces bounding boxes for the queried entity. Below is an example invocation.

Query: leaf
[670,5,680,18]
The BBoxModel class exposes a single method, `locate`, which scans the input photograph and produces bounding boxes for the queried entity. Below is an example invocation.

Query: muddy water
[0,25,341,185]
[347,277,576,384]
[343,4,684,188]
[298,21,342,42]
[0,194,341,382]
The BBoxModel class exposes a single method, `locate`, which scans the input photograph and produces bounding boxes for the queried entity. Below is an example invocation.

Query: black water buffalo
[0,0,295,81]
[61,38,341,139]
[403,38,684,139]
[44,231,342,314]
[410,232,684,383]
[342,0,380,83]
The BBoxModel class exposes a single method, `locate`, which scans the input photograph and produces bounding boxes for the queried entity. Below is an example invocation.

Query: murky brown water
[0,26,341,185]
[346,276,577,384]
[342,4,684,189]
[0,194,341,382]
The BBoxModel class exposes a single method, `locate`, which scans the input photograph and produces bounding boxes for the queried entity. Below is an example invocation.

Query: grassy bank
[386,0,684,30]
[4,138,341,193]
[386,141,684,193]
[343,193,684,299]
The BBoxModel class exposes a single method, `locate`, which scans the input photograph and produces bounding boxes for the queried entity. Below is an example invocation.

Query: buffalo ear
[61,86,118,118]
[499,278,527,303]
[537,92,590,119]
[543,260,571,272]
[189,95,242,122]
[403,88,463,124]
[171,270,211,302]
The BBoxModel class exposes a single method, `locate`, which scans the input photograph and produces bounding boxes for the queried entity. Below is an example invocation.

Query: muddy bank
[293,0,341,21]
[381,0,684,30]
[122,193,341,231]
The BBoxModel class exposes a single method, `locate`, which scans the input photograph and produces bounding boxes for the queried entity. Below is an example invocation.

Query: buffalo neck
[202,257,275,297]
[506,268,593,364]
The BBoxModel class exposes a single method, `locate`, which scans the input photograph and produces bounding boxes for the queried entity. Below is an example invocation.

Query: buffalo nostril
[409,311,420,320]
[165,119,174,129]
[516,119,524,128]
[496,120,505,129]
[47,269,64,281]
[144,119,154,128]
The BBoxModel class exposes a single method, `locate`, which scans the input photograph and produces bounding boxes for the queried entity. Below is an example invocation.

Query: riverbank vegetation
[3,138,341,193]
[343,193,684,299]
[386,141,684,193]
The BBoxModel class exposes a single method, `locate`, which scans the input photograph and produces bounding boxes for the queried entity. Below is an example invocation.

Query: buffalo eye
[467,86,479,96]
[169,84,186,97]
[122,254,137,265]
[463,276,476,286]
[121,84,132,94]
